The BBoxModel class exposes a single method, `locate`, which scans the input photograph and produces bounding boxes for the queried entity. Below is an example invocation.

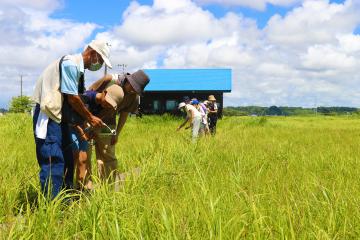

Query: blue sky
[0,0,359,109]
[51,0,347,29]
[50,0,297,30]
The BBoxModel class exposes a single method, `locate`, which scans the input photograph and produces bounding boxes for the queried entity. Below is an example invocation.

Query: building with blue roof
[141,69,232,116]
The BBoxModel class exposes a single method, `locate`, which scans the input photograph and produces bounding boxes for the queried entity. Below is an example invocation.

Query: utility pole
[20,74,23,97]
[118,64,127,74]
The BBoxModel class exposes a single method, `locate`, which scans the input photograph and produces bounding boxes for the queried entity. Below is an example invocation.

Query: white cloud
[93,0,360,107]
[301,44,357,71]
[0,4,97,107]
[113,0,225,46]
[1,0,360,108]
[265,0,360,47]
[194,0,302,10]
[0,0,61,12]
[338,34,360,53]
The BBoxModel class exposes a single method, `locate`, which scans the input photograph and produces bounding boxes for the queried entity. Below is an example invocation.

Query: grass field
[1,114,360,239]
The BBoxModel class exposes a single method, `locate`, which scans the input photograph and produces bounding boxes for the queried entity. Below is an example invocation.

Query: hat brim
[105,94,117,110]
[126,74,142,95]
[101,55,112,69]
[88,44,112,69]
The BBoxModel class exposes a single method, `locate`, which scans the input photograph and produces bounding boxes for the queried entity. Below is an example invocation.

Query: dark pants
[61,121,74,191]
[33,104,74,198]
[208,116,217,135]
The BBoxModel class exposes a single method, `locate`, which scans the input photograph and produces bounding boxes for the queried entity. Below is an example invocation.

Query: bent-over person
[177,102,202,141]
[32,40,111,198]
[87,70,150,186]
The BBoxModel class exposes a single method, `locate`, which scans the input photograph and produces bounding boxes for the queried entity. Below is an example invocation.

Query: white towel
[35,110,49,139]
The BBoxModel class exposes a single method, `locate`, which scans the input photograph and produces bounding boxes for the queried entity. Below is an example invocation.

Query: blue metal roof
[143,68,232,92]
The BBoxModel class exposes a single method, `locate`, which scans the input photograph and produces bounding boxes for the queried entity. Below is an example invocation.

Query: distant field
[1,114,360,239]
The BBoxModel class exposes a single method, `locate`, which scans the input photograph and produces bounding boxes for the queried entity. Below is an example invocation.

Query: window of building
[166,100,177,111]
[153,100,160,112]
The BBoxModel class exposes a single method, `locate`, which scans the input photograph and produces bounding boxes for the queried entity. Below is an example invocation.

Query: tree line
[3,96,360,117]
[223,106,359,116]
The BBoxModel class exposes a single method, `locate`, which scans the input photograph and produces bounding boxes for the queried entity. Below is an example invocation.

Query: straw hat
[208,95,216,101]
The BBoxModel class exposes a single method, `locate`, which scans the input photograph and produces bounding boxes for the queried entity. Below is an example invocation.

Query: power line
[118,64,127,74]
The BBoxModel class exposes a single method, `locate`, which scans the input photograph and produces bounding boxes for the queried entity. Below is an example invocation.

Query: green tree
[267,106,282,116]
[9,96,33,113]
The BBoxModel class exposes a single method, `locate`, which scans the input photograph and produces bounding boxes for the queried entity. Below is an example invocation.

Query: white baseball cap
[178,102,186,109]
[88,39,112,69]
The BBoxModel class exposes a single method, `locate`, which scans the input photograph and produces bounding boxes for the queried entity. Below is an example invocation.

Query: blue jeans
[33,104,74,198]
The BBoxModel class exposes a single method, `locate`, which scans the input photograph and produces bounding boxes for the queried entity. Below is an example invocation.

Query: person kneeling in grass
[64,85,123,190]
[69,70,150,190]
[177,102,202,141]
[86,70,150,188]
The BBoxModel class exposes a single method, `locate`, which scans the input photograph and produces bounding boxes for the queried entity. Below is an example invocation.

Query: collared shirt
[81,90,102,116]
[88,74,139,126]
[61,90,103,126]
[185,104,201,118]
[197,104,208,124]
[103,93,139,126]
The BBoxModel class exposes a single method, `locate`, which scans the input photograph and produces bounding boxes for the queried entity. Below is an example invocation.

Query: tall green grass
[1,114,360,239]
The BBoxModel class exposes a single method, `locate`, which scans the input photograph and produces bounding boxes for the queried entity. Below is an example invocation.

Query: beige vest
[32,54,83,123]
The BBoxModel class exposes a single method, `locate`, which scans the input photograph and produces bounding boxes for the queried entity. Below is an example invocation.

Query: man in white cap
[32,39,112,198]
[86,70,150,187]
[177,101,202,141]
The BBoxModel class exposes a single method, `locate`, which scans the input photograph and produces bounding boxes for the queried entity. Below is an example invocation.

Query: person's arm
[199,106,206,117]
[177,116,190,131]
[88,74,113,92]
[74,124,93,141]
[67,94,103,128]
[60,61,104,128]
[189,109,195,126]
[111,111,129,145]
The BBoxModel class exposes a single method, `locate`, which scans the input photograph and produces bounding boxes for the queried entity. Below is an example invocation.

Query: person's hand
[83,130,95,141]
[75,126,87,140]
[89,115,103,128]
[110,134,118,145]
[177,126,181,131]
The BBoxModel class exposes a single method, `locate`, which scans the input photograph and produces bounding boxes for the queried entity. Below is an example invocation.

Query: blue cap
[191,99,199,105]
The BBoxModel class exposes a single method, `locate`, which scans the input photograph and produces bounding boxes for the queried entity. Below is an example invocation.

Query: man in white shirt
[177,102,202,141]
[32,40,112,198]
[192,99,209,136]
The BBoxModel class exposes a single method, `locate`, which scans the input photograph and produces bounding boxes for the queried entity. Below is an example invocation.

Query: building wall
[140,91,224,117]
